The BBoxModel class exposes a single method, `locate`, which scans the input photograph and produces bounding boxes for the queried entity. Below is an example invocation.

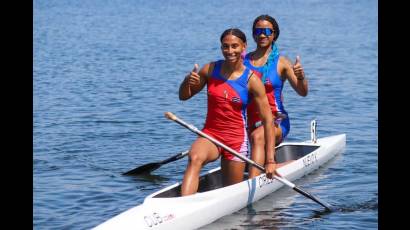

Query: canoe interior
[153,144,319,198]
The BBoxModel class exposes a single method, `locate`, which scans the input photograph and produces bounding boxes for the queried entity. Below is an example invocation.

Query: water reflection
[127,173,170,183]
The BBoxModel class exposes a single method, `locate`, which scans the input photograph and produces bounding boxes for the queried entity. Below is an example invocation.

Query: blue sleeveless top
[243,54,287,115]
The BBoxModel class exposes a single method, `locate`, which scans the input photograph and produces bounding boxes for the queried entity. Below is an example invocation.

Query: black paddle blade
[122,163,162,175]
[293,186,333,211]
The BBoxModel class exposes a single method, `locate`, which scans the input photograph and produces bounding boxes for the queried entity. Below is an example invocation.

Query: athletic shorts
[202,128,249,162]
[252,115,290,140]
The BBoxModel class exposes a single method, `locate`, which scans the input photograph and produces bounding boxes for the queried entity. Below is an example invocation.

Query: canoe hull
[94,134,346,229]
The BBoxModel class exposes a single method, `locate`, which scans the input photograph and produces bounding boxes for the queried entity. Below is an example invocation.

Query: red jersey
[202,60,250,161]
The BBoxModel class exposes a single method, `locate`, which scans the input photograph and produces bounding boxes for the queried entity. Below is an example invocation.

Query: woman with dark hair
[178,28,275,196]
[244,15,309,178]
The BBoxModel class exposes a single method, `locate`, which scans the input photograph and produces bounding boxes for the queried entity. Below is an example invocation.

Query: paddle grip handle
[165,112,177,121]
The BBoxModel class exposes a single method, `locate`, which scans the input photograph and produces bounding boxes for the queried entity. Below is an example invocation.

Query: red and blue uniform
[244,54,290,139]
[202,60,251,162]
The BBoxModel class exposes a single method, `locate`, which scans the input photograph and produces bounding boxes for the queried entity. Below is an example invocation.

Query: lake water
[34,0,378,229]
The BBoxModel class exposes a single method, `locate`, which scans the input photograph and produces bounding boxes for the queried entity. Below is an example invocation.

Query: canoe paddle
[123,150,189,175]
[164,111,333,211]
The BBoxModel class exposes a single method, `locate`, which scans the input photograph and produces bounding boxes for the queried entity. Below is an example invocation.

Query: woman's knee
[250,129,265,145]
[188,150,206,166]
[274,125,283,144]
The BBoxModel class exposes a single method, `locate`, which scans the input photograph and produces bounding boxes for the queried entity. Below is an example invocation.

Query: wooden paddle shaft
[164,112,295,188]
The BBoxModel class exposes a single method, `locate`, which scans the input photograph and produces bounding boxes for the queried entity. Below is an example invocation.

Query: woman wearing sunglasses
[178,28,276,196]
[244,15,309,178]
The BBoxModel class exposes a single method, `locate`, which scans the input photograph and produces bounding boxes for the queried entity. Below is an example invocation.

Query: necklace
[221,63,244,80]
[251,50,271,67]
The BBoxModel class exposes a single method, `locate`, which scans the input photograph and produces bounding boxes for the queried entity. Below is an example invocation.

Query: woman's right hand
[265,162,277,179]
[186,64,200,86]
[179,63,206,100]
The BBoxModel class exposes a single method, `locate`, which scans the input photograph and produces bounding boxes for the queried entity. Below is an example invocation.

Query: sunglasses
[253,28,274,36]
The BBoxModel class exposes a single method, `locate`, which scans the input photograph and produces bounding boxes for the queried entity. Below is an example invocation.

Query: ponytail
[261,42,280,83]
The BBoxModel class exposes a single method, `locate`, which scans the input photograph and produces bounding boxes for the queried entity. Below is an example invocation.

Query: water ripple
[34,0,377,229]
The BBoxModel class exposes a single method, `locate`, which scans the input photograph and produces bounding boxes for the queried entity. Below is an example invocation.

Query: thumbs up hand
[293,56,305,80]
[186,64,201,86]
[192,63,199,73]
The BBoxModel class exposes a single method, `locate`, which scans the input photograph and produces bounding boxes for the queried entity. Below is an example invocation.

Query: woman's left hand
[293,55,305,80]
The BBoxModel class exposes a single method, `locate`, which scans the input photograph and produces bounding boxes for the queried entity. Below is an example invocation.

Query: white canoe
[94,133,346,230]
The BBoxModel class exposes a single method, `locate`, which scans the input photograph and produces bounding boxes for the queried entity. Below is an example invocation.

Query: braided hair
[252,15,280,83]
